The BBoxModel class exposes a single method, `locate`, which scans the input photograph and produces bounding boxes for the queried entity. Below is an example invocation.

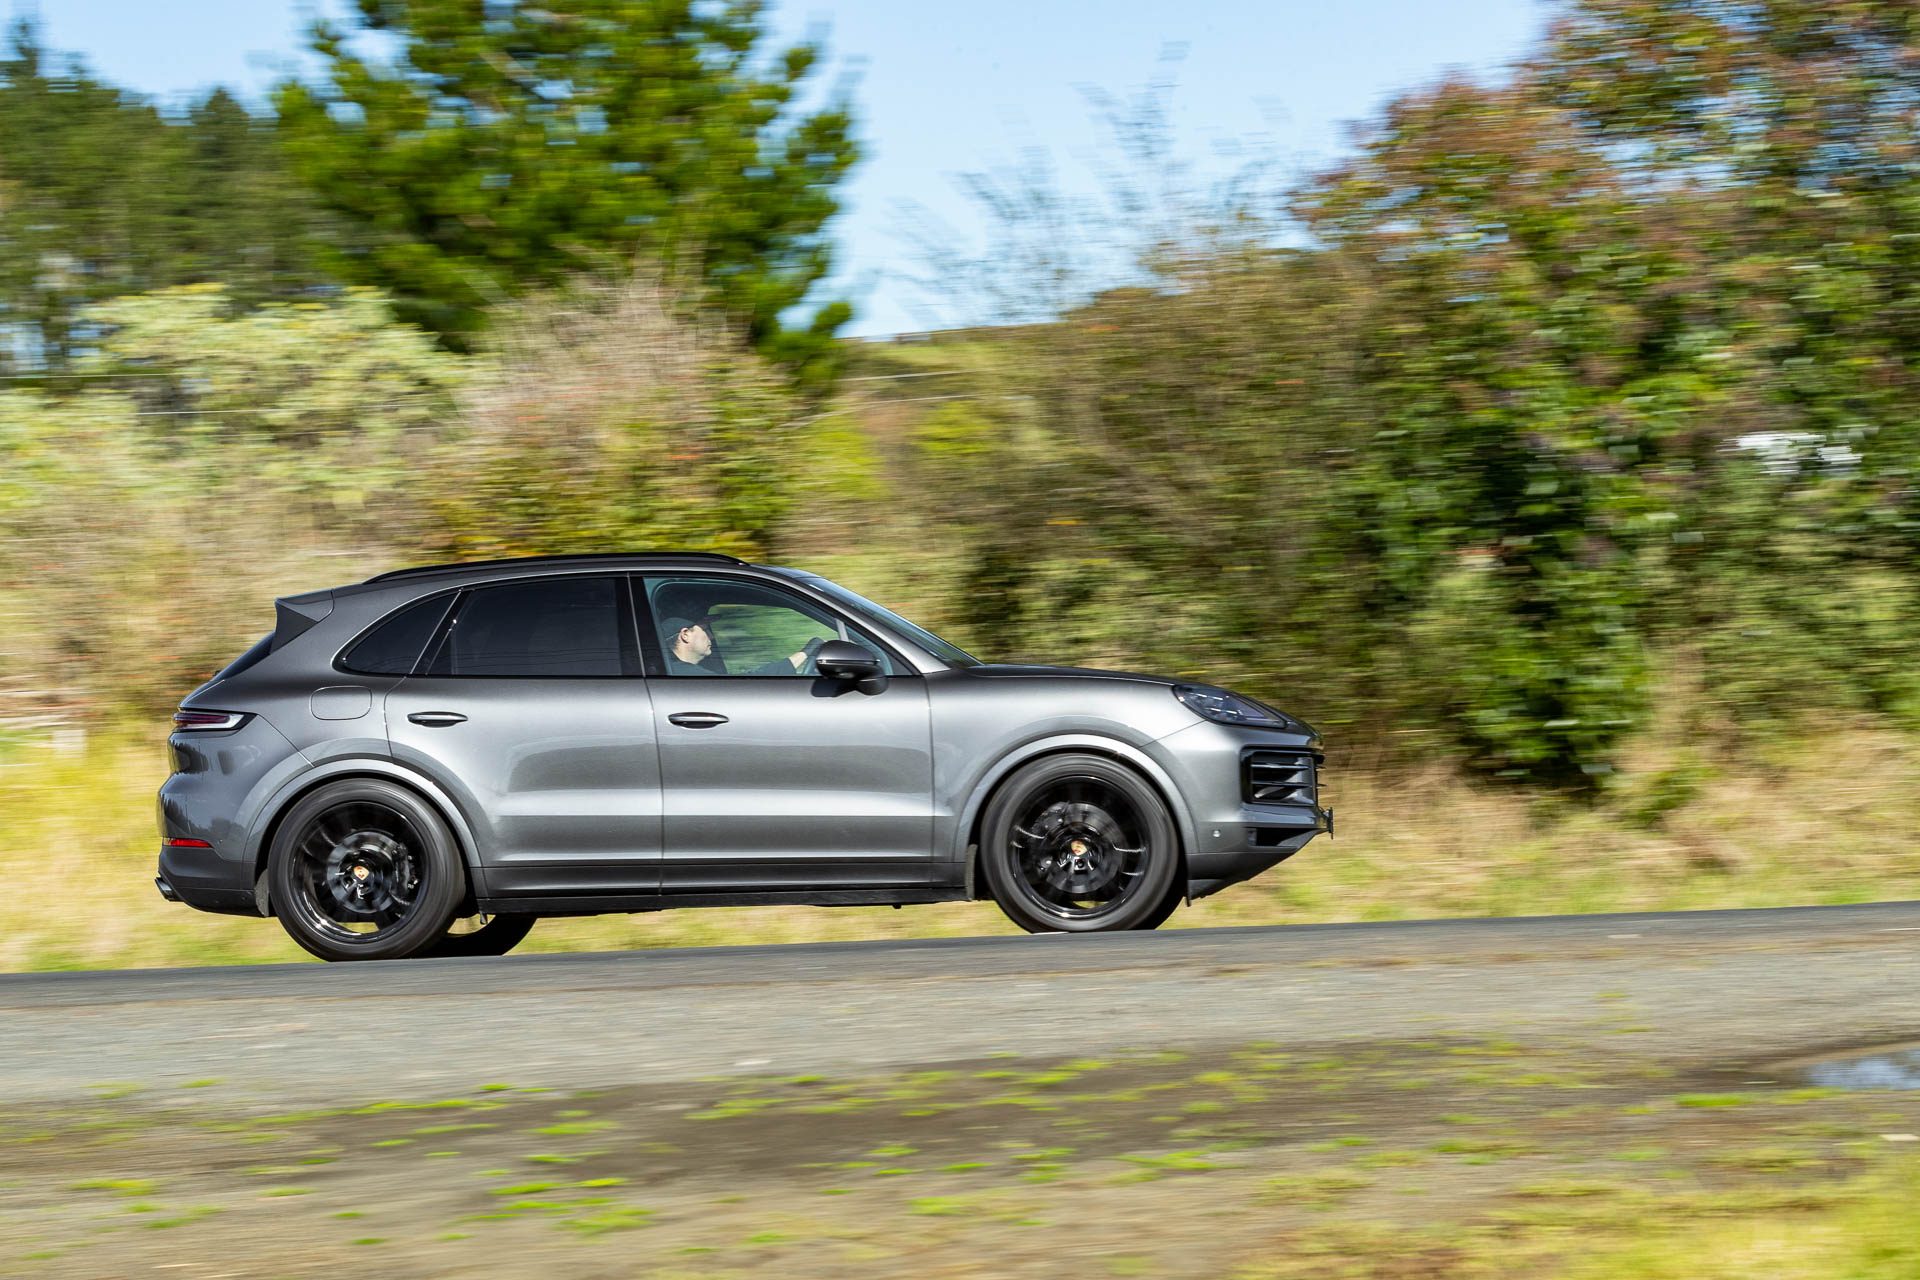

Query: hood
[962,663,1179,685]
[968,664,1318,739]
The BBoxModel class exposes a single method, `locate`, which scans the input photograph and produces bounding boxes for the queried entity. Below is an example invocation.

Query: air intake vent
[1244,750,1320,807]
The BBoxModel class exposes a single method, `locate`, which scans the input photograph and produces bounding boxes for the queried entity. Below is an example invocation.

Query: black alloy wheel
[422,913,539,958]
[981,753,1181,933]
[268,779,464,962]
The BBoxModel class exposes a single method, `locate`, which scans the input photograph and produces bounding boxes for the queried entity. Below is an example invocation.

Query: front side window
[430,577,628,677]
[645,576,892,677]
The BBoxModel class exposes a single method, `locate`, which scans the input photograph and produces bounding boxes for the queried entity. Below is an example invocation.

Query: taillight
[162,837,213,848]
[172,710,247,731]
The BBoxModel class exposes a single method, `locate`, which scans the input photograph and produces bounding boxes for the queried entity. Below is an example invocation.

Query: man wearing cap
[660,615,824,677]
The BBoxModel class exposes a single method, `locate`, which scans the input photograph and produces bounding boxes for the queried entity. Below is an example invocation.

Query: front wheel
[980,754,1181,933]
[267,779,465,962]
[1130,883,1183,931]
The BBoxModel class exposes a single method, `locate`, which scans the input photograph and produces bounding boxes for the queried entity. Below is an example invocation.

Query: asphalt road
[6,902,1920,1107]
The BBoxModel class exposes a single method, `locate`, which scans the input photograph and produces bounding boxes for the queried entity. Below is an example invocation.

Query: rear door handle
[667,711,729,729]
[407,711,468,727]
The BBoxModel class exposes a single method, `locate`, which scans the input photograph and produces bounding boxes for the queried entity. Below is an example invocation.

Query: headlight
[1173,684,1292,729]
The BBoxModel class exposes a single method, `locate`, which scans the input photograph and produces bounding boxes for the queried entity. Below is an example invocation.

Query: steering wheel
[797,634,828,676]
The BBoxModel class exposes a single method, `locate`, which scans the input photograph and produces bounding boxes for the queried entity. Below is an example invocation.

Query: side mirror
[815,639,888,694]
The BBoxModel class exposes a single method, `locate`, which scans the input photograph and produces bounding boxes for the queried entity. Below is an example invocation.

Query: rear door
[384,574,664,897]
[639,574,935,891]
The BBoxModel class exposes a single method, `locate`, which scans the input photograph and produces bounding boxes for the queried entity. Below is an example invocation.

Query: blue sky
[15,0,1550,335]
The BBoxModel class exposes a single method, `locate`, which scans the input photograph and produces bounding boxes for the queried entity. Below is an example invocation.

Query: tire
[267,779,466,962]
[421,914,538,958]
[980,753,1182,934]
[1130,882,1183,932]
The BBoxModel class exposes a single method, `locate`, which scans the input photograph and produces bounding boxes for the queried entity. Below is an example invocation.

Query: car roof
[363,552,748,584]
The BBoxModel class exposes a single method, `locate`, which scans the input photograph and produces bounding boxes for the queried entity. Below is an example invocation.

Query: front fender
[950,733,1199,879]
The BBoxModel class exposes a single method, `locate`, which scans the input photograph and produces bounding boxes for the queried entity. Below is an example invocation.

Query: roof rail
[364,551,748,585]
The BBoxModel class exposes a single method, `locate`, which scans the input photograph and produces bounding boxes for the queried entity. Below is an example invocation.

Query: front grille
[1243,749,1320,807]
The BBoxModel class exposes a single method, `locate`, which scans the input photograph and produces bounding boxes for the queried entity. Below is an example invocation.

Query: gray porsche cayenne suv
[158,553,1329,961]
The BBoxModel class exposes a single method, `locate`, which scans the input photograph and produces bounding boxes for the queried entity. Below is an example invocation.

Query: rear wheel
[267,779,464,962]
[422,914,538,958]
[981,754,1181,933]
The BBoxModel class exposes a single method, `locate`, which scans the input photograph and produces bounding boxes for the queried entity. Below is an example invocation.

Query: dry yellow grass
[4,721,1918,971]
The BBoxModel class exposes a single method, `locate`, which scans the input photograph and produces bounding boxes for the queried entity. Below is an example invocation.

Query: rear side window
[339,596,455,676]
[431,577,628,677]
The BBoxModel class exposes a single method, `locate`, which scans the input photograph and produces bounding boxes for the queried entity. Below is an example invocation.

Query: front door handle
[407,711,468,727]
[667,711,729,729]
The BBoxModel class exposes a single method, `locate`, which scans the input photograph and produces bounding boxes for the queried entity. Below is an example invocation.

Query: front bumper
[1151,720,1332,899]
[1186,811,1330,898]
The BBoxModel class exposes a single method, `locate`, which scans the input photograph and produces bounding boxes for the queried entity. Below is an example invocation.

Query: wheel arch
[246,760,486,916]
[957,736,1194,900]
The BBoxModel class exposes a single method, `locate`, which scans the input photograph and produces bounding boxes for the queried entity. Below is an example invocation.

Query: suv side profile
[158,553,1329,961]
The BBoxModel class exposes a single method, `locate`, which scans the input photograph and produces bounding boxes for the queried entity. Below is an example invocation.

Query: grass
[7,720,1920,970]
[1236,1162,1920,1280]
[11,1042,1920,1277]
[1545,1165,1920,1280]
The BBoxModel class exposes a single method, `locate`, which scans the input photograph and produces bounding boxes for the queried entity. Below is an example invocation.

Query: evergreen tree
[0,21,331,373]
[274,0,859,377]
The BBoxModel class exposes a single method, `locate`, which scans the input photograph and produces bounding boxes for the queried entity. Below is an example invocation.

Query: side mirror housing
[815,639,888,694]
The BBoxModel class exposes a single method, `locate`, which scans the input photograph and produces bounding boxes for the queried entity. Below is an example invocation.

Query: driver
[659,615,824,677]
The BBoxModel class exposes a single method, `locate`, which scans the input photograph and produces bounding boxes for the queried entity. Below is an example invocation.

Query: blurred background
[5,0,1920,968]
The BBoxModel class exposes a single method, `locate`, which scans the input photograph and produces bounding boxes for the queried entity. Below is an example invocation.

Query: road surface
[5,901,1918,1106]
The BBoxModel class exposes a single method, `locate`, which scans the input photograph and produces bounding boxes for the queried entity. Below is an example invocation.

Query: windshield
[800,578,983,668]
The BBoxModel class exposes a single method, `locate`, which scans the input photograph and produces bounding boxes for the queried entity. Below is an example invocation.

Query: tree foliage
[879,0,1920,785]
[0,285,463,709]
[0,278,827,715]
[274,0,859,376]
[422,274,827,559]
[10,0,1920,793]
[0,22,331,372]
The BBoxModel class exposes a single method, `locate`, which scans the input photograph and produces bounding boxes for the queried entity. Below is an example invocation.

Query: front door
[640,574,935,890]
[385,574,663,897]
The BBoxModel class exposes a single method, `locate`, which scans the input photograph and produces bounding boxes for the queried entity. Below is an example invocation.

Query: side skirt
[473,887,969,918]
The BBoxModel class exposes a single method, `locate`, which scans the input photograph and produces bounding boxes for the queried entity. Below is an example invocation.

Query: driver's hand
[803,635,828,659]
[790,635,828,670]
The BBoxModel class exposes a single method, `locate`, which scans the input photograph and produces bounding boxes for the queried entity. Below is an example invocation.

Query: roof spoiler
[272,589,334,651]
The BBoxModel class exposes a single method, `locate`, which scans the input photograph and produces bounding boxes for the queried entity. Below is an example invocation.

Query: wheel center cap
[351,864,370,881]
[1070,839,1090,857]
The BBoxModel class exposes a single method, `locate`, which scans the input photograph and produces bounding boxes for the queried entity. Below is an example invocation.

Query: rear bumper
[157,841,261,915]
[158,713,308,917]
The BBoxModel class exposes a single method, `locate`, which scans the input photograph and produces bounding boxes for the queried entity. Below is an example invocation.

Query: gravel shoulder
[5,903,1920,1277]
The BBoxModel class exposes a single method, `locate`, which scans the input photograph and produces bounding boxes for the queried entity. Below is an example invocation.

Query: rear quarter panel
[177,586,424,893]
